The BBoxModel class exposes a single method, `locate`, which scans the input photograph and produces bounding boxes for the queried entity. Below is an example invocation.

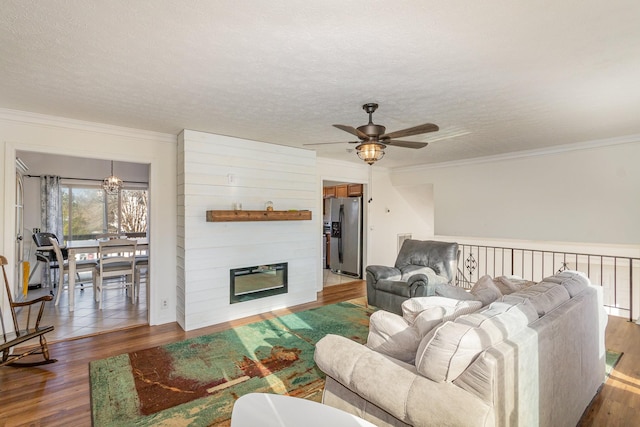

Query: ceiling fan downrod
[358,103,385,138]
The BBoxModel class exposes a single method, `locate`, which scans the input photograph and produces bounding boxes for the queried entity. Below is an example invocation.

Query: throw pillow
[412,306,449,337]
[368,298,483,364]
[414,300,532,383]
[470,275,502,306]
[366,310,421,363]
[434,283,480,301]
[413,299,483,336]
[402,296,460,324]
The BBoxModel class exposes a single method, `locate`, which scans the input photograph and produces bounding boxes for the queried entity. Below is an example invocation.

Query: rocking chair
[0,255,56,367]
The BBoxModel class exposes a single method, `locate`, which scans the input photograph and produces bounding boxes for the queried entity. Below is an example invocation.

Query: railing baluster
[630,259,634,321]
[446,241,637,320]
[614,257,617,310]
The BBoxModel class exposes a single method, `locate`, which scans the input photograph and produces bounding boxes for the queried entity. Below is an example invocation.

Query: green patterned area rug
[90,299,374,426]
[606,349,623,377]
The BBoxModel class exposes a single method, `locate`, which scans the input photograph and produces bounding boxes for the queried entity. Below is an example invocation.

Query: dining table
[64,238,149,312]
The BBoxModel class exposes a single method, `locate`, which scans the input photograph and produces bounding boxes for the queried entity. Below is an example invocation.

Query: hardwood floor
[578,315,640,427]
[1,281,638,426]
[0,281,367,426]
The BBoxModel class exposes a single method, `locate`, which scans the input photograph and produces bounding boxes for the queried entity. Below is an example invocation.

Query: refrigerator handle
[338,204,344,263]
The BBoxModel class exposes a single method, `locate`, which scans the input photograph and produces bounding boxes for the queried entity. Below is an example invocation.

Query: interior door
[15,168,25,296]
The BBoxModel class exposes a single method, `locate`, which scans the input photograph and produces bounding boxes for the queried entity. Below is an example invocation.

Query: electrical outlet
[161,298,168,309]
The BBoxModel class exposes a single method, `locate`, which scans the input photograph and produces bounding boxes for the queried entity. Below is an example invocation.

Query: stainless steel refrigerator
[329,197,362,277]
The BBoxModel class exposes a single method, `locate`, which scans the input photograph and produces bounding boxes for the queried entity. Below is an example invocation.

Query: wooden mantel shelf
[206,210,312,222]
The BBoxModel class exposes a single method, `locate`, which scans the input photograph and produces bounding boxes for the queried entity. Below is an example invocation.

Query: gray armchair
[366,239,459,314]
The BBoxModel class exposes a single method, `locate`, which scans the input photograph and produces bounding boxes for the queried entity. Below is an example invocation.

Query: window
[62,183,148,241]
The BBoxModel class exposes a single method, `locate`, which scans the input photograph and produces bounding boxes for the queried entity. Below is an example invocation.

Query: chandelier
[356,142,386,165]
[102,160,123,194]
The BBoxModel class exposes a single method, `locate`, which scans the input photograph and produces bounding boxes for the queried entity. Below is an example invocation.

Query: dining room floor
[15,279,148,343]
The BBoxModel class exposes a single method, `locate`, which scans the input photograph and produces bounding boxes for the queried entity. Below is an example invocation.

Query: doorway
[15,150,150,342]
[322,180,365,288]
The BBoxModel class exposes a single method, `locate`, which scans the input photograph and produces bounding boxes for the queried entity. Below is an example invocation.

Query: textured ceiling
[2,1,640,168]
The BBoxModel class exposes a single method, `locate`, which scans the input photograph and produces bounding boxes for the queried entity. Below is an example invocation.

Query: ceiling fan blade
[333,124,369,140]
[383,140,429,149]
[303,141,358,146]
[380,123,439,140]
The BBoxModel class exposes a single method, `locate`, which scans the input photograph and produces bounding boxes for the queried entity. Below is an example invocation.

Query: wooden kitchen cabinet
[324,184,363,198]
[323,186,336,198]
[347,184,363,197]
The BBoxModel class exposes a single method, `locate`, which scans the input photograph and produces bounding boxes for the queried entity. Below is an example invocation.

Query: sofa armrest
[366,265,401,282]
[315,334,493,426]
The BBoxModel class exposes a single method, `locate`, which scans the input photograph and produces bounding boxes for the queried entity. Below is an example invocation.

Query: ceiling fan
[305,103,439,165]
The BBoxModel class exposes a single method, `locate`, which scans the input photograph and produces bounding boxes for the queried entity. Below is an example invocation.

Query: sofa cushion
[402,296,482,325]
[502,281,570,316]
[414,301,534,382]
[541,270,590,297]
[493,275,536,295]
[470,275,503,306]
[434,283,480,301]
[456,299,539,326]
[366,310,421,363]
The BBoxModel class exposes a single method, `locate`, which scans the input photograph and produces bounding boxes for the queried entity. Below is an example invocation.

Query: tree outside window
[62,184,148,241]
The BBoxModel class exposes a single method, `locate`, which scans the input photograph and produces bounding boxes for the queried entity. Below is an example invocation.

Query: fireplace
[230,262,288,303]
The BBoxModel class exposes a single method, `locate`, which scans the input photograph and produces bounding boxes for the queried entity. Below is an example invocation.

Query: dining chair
[49,237,97,310]
[133,254,148,303]
[93,238,137,310]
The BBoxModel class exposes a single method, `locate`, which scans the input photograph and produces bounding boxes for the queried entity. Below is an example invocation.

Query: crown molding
[0,108,177,144]
[394,133,640,173]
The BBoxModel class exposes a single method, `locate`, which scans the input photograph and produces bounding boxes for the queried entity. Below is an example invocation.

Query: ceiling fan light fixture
[102,160,123,194]
[356,142,385,165]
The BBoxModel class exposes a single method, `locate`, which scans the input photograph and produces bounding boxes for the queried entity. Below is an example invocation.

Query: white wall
[178,130,318,330]
[392,138,640,245]
[0,109,177,326]
[366,167,435,266]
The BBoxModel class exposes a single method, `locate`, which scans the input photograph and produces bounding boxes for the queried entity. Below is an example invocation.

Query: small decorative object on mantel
[206,209,311,222]
[265,201,274,211]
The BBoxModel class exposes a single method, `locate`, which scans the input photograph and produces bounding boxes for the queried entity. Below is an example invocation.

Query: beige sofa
[314,271,607,427]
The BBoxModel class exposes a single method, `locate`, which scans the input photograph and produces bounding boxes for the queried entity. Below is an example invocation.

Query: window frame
[61,179,148,242]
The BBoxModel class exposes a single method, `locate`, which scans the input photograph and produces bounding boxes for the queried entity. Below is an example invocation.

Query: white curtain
[40,175,63,239]
[40,175,62,287]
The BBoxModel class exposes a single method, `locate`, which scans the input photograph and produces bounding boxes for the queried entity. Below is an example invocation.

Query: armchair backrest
[395,240,459,282]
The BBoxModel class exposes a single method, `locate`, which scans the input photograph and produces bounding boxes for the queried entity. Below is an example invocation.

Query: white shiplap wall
[178,130,318,330]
